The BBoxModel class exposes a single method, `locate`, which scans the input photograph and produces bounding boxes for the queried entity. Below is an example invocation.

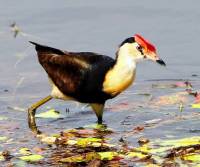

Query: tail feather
[29,41,65,55]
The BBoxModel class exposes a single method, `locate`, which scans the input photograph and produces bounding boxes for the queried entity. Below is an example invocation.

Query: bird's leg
[28,95,52,133]
[90,103,104,124]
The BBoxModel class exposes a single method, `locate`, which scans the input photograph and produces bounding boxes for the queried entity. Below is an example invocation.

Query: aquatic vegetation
[35,109,65,119]
[1,80,200,166]
[19,154,44,162]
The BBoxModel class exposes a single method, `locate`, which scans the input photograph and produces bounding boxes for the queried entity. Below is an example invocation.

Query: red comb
[134,34,156,53]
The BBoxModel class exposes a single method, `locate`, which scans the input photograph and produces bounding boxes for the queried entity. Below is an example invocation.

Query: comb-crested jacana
[28,34,165,133]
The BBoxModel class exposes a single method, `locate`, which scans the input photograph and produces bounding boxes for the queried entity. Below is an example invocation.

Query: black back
[30,42,115,103]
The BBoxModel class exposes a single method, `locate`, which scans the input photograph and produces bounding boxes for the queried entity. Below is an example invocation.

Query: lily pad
[0,155,4,161]
[159,136,200,147]
[183,153,200,162]
[77,137,102,147]
[98,151,118,160]
[19,148,32,155]
[36,109,64,119]
[19,154,44,162]
[152,92,187,106]
[191,103,200,109]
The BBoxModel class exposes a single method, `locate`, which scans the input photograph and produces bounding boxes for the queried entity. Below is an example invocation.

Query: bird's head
[119,34,166,66]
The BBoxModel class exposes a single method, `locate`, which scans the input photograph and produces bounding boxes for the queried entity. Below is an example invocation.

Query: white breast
[103,55,136,96]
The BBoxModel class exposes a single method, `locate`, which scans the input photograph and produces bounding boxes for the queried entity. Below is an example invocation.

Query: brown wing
[30,42,92,95]
[30,42,115,101]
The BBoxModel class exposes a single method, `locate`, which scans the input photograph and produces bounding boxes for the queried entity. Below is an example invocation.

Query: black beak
[156,59,166,66]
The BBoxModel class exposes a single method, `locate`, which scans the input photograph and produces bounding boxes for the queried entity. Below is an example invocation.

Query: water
[0,0,200,166]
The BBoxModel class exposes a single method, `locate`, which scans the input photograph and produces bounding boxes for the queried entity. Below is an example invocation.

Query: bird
[28,34,165,133]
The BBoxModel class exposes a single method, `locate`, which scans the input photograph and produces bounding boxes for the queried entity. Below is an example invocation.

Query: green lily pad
[98,151,118,160]
[36,109,64,119]
[19,154,44,162]
[19,148,32,155]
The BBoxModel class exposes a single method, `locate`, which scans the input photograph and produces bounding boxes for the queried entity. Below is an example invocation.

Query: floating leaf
[19,154,44,162]
[159,136,200,147]
[60,152,100,163]
[182,153,200,162]
[98,151,118,160]
[19,147,32,155]
[191,103,200,109]
[0,155,4,161]
[152,92,187,106]
[36,109,64,119]
[76,137,102,147]
[66,139,77,145]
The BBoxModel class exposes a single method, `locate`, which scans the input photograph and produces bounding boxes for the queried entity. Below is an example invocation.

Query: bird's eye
[136,45,144,55]
[136,45,142,51]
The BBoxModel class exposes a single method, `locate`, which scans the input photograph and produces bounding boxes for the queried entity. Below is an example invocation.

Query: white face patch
[131,43,145,62]
[118,43,145,63]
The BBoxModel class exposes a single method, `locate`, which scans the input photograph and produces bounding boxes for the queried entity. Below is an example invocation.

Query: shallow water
[0,0,200,166]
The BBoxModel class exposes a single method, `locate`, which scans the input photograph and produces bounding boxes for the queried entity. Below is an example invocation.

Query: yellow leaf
[36,109,64,119]
[159,136,200,147]
[19,154,44,162]
[19,147,32,155]
[98,151,118,160]
[191,103,200,108]
[183,153,200,162]
[76,138,102,147]
[0,155,4,161]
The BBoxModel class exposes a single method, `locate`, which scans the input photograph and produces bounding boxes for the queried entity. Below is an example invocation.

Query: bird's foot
[28,108,41,134]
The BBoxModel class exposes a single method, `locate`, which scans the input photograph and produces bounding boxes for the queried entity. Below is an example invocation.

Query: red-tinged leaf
[174,81,192,88]
[151,92,187,107]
